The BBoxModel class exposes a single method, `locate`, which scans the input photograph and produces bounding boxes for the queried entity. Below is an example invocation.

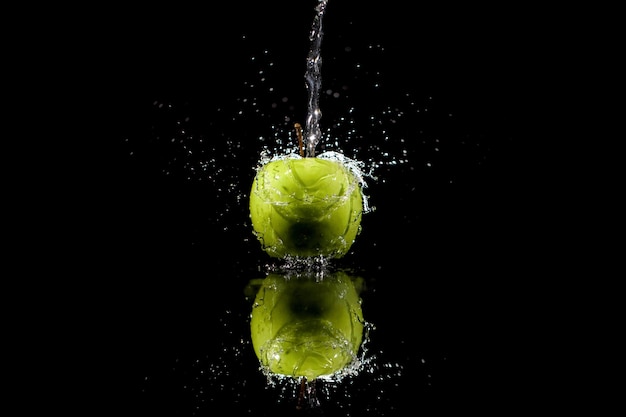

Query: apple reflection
[247,270,365,381]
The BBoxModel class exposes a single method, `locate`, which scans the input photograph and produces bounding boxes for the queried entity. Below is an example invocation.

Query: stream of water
[303,0,328,157]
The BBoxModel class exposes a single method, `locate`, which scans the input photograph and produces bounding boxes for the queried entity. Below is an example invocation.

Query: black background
[62,1,566,415]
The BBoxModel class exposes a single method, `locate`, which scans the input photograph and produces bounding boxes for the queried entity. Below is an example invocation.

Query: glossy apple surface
[249,154,363,258]
[249,271,364,380]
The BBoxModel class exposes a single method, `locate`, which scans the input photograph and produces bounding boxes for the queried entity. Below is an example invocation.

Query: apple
[249,271,364,380]
[249,153,363,259]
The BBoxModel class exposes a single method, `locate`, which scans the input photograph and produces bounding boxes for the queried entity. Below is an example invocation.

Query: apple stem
[296,376,306,410]
[295,123,305,157]
[295,377,319,410]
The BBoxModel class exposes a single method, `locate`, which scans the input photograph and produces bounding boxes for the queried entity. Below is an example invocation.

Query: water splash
[304,0,328,157]
[253,149,372,216]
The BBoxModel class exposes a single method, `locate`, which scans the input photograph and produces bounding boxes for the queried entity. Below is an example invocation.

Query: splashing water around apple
[249,0,372,262]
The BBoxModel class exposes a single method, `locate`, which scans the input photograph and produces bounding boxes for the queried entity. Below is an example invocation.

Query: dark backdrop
[79,1,554,415]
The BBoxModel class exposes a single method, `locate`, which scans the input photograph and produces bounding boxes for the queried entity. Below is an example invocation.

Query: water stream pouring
[303,0,328,157]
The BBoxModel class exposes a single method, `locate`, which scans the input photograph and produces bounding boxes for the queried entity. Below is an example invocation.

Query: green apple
[249,271,364,380]
[249,153,363,259]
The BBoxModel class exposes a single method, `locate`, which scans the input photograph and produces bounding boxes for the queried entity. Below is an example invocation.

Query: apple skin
[249,271,364,380]
[249,154,363,259]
